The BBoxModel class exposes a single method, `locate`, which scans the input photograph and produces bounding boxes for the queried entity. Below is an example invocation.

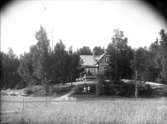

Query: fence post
[45,95,47,107]
[22,96,24,115]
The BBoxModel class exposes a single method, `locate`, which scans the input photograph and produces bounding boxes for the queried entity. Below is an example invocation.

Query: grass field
[1,96,167,124]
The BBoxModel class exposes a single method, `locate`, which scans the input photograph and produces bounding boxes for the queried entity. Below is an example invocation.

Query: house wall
[85,67,98,75]
[98,55,109,74]
[80,54,110,76]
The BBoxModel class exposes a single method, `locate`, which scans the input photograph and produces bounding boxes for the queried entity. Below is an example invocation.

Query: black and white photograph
[1,0,167,124]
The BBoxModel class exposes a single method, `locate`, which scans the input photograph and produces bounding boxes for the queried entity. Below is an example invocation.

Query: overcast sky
[1,0,167,56]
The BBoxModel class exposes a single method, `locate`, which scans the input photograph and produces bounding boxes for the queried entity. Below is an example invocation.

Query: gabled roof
[80,52,107,67]
[96,52,106,62]
[80,55,97,66]
[97,52,110,64]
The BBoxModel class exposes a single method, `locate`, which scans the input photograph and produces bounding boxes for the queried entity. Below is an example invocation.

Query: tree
[93,46,104,55]
[131,47,152,97]
[148,39,162,82]
[34,26,50,83]
[50,40,68,83]
[159,29,167,84]
[7,48,16,59]
[1,49,21,89]
[18,29,81,88]
[77,46,92,55]
[49,41,81,84]
[67,52,81,85]
[106,29,133,80]
[132,48,150,79]
[18,26,51,90]
[18,52,34,86]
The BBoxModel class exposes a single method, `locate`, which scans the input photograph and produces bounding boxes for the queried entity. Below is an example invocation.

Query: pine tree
[106,29,133,80]
[160,29,167,84]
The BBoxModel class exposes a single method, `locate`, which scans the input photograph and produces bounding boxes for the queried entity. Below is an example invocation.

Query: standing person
[83,72,87,85]
[83,86,87,93]
[87,86,90,94]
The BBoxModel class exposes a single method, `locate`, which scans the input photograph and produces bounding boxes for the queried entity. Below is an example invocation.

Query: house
[80,52,110,76]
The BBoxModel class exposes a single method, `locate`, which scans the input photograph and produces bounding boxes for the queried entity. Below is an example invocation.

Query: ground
[1,95,167,124]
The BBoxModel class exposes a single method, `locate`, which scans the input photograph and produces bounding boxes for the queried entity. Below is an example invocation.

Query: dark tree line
[77,46,104,55]
[0,49,22,89]
[106,29,133,80]
[105,29,167,84]
[17,26,82,88]
[0,27,167,90]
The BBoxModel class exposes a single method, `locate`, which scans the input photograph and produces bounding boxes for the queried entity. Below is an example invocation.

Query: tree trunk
[135,70,138,98]
[135,82,138,98]
[71,75,73,86]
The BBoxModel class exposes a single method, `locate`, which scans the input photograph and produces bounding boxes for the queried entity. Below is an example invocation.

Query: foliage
[24,87,34,95]
[18,26,81,88]
[18,27,50,89]
[34,26,50,84]
[52,85,73,95]
[49,41,81,84]
[18,53,34,86]
[2,27,167,90]
[0,49,21,89]
[93,46,105,55]
[106,29,133,80]
[77,46,92,55]
[96,74,105,96]
[159,29,167,84]
[131,47,150,81]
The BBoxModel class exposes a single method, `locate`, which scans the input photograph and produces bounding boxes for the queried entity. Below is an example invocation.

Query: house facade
[80,52,110,76]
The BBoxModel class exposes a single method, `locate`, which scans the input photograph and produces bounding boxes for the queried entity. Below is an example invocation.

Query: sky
[1,0,167,56]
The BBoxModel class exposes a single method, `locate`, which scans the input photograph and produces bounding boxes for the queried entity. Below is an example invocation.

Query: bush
[138,83,153,97]
[52,85,73,95]
[102,80,135,97]
[14,81,27,89]
[24,88,33,95]
[96,79,153,97]
[73,83,96,95]
[96,74,105,96]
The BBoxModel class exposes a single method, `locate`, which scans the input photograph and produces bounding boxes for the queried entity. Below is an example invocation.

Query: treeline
[17,27,83,89]
[0,26,82,89]
[105,29,167,84]
[0,49,21,88]
[0,26,167,90]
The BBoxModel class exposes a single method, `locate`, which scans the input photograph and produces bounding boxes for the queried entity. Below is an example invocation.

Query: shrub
[14,81,27,89]
[113,81,135,97]
[96,74,105,96]
[102,80,135,97]
[52,85,73,95]
[73,83,96,95]
[138,83,153,97]
[24,88,33,95]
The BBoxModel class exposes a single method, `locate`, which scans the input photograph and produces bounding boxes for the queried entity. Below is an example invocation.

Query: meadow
[1,96,167,124]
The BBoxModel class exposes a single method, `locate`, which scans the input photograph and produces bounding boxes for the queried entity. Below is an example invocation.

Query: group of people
[82,73,91,93]
[82,86,91,93]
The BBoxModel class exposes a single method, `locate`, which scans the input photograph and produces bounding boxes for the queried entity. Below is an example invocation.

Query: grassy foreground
[1,96,167,124]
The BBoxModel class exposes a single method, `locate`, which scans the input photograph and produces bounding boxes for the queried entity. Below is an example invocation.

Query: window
[105,57,109,62]
[104,66,108,71]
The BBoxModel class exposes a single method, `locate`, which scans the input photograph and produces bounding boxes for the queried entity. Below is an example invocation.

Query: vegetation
[93,46,105,55]
[77,46,92,55]
[1,23,167,124]
[159,29,167,83]
[0,49,22,89]
[0,27,167,95]
[1,96,167,124]
[106,29,133,80]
